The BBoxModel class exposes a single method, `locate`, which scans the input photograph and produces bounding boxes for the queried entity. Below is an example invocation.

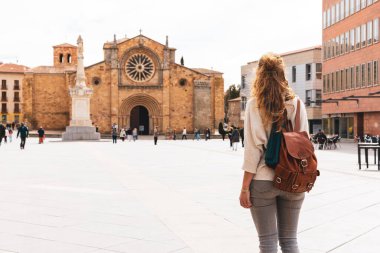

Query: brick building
[241,46,323,134]
[322,0,380,138]
[227,97,243,128]
[0,63,29,123]
[22,34,225,134]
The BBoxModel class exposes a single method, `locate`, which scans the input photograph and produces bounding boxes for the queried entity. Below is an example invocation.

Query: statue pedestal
[62,86,100,141]
[62,126,100,141]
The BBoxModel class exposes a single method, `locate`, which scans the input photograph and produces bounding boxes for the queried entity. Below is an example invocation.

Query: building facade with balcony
[322,0,380,139]
[240,46,323,134]
[0,63,29,123]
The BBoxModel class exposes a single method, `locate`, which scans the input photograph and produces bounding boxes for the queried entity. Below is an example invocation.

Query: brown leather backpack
[273,99,320,193]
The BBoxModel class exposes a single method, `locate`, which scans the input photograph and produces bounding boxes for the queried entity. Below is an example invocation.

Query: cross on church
[139,29,142,35]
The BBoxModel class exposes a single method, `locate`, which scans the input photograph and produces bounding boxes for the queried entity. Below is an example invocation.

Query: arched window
[67,54,72,63]
[59,53,64,63]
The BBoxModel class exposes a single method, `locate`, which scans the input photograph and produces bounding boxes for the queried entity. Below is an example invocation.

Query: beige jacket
[242,97,309,181]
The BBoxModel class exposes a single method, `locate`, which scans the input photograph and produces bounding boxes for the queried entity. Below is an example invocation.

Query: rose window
[125,54,155,82]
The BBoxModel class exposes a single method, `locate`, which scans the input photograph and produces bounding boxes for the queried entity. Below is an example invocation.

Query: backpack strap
[294,98,301,132]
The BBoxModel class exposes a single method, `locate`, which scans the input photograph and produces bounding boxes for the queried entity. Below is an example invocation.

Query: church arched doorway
[130,106,149,135]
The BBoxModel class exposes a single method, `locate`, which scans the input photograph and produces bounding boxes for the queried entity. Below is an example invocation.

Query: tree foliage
[224,84,240,121]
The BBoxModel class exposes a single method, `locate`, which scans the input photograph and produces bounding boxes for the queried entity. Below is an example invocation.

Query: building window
[340,0,345,19]
[323,75,326,93]
[316,63,322,79]
[361,0,367,8]
[336,36,340,55]
[241,75,246,89]
[323,11,326,29]
[361,24,367,47]
[337,71,341,91]
[356,26,361,49]
[332,5,336,24]
[367,21,373,45]
[341,69,346,90]
[14,80,20,90]
[59,53,64,63]
[345,0,350,17]
[345,32,350,53]
[340,34,345,54]
[305,90,312,106]
[328,73,331,92]
[350,66,355,89]
[350,29,355,51]
[1,92,6,102]
[374,18,379,43]
[331,39,335,57]
[1,103,7,114]
[356,0,361,11]
[316,90,322,106]
[14,92,20,102]
[241,96,247,111]
[336,3,340,22]
[350,0,355,14]
[368,62,373,86]
[374,61,379,85]
[327,8,331,27]
[361,64,366,87]
[346,68,351,90]
[1,80,6,90]
[306,64,312,81]
[67,54,72,63]
[368,0,373,5]
[292,66,296,82]
[356,65,361,88]
[332,72,336,91]
[14,103,20,113]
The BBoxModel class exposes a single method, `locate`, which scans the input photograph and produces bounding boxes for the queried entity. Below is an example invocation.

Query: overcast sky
[0,0,322,89]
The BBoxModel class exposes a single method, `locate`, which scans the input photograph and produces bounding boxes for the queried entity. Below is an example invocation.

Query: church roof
[30,65,76,73]
[191,68,223,75]
[0,63,30,73]
[104,34,176,50]
[53,43,77,48]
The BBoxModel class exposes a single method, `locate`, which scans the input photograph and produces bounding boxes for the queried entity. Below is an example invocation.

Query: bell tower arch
[53,43,78,67]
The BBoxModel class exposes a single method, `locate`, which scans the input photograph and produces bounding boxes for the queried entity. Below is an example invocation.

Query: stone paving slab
[0,138,379,252]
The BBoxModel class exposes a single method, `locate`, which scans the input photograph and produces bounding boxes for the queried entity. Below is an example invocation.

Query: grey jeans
[249,180,305,253]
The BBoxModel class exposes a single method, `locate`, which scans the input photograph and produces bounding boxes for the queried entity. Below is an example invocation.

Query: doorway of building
[357,112,364,139]
[334,118,340,135]
[130,106,149,135]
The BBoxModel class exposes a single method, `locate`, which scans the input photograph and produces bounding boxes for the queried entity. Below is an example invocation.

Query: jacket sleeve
[241,99,264,174]
[298,99,309,135]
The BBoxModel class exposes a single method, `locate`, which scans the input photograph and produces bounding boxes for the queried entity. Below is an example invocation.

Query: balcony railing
[1,97,7,102]
[1,85,7,90]
[14,97,20,102]
[14,85,20,90]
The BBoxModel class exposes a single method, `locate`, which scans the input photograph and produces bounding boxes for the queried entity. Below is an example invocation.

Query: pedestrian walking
[205,128,211,141]
[126,128,132,141]
[193,128,198,140]
[240,53,309,253]
[7,128,13,143]
[231,127,240,151]
[239,127,244,147]
[154,126,159,145]
[112,127,117,144]
[17,123,29,149]
[37,126,45,144]
[173,128,177,140]
[228,126,233,148]
[182,127,187,140]
[120,128,126,142]
[132,128,138,141]
[0,123,5,146]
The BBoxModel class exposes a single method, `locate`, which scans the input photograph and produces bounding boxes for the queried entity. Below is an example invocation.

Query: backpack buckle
[276,177,282,184]
[300,159,308,168]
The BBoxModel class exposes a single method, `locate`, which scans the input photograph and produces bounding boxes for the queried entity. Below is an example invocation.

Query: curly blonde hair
[251,53,295,129]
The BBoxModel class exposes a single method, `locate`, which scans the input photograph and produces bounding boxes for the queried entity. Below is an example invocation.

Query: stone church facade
[23,34,224,134]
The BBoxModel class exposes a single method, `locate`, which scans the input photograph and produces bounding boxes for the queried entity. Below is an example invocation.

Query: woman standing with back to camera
[240,53,309,253]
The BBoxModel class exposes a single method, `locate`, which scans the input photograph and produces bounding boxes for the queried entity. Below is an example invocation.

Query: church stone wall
[193,80,211,131]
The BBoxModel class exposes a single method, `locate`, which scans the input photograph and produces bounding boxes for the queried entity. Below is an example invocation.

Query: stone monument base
[62,126,100,141]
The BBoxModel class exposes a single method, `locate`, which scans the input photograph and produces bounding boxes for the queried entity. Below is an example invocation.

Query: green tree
[224,84,240,122]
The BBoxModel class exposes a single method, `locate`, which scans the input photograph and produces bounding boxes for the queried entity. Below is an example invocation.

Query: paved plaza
[0,137,379,253]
